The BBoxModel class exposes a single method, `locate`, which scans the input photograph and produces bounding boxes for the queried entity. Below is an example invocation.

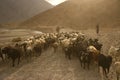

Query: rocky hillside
[20,0,120,30]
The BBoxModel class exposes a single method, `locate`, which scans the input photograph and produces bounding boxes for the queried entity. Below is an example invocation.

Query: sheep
[114,62,120,80]
[33,42,43,57]
[61,38,71,48]
[26,44,33,60]
[108,46,119,56]
[108,46,120,62]
[87,46,100,63]
[52,42,59,53]
[60,37,77,60]
[87,46,99,54]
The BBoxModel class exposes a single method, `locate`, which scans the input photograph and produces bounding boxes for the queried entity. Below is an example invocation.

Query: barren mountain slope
[0,0,53,23]
[20,0,120,30]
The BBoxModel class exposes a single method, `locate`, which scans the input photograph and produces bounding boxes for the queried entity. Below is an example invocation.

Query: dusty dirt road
[1,47,100,80]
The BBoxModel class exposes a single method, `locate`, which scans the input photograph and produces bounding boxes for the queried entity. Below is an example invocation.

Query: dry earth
[0,27,120,80]
[2,48,100,80]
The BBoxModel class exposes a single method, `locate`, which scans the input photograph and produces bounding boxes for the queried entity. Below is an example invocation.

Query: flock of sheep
[0,31,120,80]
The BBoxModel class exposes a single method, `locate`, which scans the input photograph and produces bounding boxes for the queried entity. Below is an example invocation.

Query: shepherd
[96,24,99,34]
[56,26,60,33]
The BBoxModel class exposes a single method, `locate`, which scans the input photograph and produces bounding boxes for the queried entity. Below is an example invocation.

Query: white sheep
[108,46,119,56]
[87,45,99,54]
[114,62,120,80]
[61,38,71,48]
[108,46,120,62]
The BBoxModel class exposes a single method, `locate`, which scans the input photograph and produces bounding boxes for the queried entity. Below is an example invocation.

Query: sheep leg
[26,52,29,62]
[99,67,104,80]
[54,47,57,53]
[103,68,108,78]
[29,51,32,60]
[39,50,42,56]
[116,73,119,80]
[107,67,110,74]
[68,54,71,60]
[0,54,4,61]
[79,57,82,67]
[87,62,90,70]
[39,52,41,56]
[81,62,83,68]
[18,57,20,65]
[12,58,15,67]
[83,62,85,69]
[65,52,67,58]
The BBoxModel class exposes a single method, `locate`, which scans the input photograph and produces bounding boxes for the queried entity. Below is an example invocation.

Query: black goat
[97,54,112,77]
[78,51,92,69]
[64,44,74,60]
[0,48,4,61]
[33,43,42,56]
[2,46,21,67]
